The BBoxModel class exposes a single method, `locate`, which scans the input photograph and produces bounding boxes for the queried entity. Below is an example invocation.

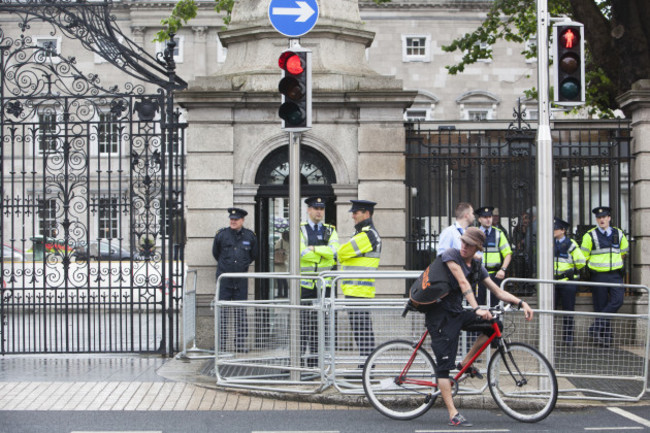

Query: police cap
[305,196,326,208]
[553,217,569,231]
[227,207,248,219]
[476,206,494,217]
[592,206,611,217]
[349,200,377,213]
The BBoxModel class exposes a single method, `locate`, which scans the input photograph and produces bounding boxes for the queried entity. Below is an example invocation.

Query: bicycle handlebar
[401,300,519,318]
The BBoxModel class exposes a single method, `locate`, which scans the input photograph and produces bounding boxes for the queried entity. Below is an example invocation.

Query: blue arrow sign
[268,0,319,38]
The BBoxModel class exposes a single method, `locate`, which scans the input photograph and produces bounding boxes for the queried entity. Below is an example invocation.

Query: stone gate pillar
[618,80,650,287]
[177,0,416,347]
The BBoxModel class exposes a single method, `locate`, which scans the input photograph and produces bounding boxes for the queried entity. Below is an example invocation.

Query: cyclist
[426,227,533,427]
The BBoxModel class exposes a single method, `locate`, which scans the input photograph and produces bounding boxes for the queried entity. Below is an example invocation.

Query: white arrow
[272,1,315,23]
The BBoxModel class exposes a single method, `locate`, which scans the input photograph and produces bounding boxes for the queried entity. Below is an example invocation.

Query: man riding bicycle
[427,227,534,427]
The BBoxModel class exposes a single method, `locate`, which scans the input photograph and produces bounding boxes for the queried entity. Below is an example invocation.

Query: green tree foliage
[443,0,650,115]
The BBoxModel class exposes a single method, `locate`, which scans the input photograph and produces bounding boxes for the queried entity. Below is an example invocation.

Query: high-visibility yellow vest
[482,226,512,273]
[299,222,339,291]
[337,221,381,298]
[554,237,586,280]
[581,227,628,272]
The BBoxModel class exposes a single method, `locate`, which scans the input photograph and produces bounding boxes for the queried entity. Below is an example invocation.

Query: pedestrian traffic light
[553,22,585,106]
[278,49,311,131]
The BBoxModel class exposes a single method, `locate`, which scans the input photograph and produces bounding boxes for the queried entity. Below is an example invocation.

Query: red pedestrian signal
[278,49,311,131]
[553,22,585,106]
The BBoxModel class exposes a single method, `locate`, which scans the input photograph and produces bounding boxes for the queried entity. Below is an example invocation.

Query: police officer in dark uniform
[213,207,258,353]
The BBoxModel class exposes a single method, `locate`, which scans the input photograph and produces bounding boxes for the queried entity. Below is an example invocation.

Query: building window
[402,35,431,62]
[94,36,124,64]
[405,109,429,122]
[467,109,489,121]
[34,37,61,63]
[473,41,492,63]
[98,197,119,239]
[525,37,537,63]
[98,112,120,154]
[156,36,184,63]
[38,198,57,238]
[38,112,57,154]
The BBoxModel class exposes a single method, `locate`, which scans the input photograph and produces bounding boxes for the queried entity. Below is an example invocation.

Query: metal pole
[536,0,554,358]
[289,130,301,380]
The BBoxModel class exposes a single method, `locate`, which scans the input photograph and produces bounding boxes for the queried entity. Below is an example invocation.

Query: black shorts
[425,308,496,374]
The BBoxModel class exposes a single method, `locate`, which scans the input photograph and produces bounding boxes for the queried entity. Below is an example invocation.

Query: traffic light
[553,22,585,106]
[278,49,311,131]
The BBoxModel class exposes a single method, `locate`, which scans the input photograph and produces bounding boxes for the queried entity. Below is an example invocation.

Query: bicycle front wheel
[487,342,558,423]
[362,340,437,420]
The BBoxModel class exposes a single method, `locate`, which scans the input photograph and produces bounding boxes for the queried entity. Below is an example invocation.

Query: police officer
[581,206,629,347]
[476,206,512,307]
[337,200,381,368]
[212,207,258,353]
[299,196,339,367]
[553,217,586,345]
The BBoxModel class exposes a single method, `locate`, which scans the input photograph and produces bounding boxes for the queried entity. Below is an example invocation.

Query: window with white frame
[98,197,119,239]
[94,36,124,64]
[38,198,58,238]
[474,41,492,63]
[405,109,429,122]
[525,37,537,63]
[467,109,489,122]
[402,35,431,62]
[34,37,61,63]
[98,112,120,154]
[156,36,184,63]
[38,112,57,154]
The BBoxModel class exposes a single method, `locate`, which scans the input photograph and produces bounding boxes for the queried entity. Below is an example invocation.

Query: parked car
[74,240,136,261]
[1,244,24,261]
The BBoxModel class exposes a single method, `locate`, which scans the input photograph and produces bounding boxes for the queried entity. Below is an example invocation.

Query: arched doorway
[254,145,336,299]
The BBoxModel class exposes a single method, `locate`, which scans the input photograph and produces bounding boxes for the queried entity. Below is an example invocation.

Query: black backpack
[408,256,453,312]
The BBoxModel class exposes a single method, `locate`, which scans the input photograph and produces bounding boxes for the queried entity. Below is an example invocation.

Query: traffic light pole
[288,130,301,381]
[536,0,554,360]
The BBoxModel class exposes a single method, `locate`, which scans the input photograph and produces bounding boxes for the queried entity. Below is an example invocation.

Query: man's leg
[590,273,608,340]
[558,283,577,343]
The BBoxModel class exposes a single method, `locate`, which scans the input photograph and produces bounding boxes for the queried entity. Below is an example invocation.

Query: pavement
[0,354,360,412]
[1,353,648,412]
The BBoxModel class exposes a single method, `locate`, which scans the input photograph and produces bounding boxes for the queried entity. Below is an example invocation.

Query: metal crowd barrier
[214,272,329,394]
[212,271,650,401]
[500,278,650,401]
[177,269,214,360]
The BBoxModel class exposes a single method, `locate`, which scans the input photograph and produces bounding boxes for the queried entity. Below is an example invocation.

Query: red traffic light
[553,22,585,106]
[560,28,578,49]
[278,51,304,75]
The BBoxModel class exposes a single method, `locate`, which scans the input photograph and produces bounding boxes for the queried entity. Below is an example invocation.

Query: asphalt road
[2,406,650,433]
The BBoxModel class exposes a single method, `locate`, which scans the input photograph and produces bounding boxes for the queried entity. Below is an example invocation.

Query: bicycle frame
[397,318,503,388]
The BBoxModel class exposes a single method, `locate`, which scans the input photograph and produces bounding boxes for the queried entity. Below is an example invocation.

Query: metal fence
[211,272,649,401]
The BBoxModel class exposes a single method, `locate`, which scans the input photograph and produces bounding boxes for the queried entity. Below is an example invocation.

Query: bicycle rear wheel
[487,342,558,423]
[362,340,437,420]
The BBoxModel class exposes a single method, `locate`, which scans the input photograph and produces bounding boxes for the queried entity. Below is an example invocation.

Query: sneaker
[456,362,483,380]
[449,412,473,427]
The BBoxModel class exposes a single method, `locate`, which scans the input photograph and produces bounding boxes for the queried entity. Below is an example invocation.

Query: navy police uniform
[212,207,258,352]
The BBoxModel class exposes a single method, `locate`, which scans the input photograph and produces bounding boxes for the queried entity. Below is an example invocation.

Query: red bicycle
[362,304,558,423]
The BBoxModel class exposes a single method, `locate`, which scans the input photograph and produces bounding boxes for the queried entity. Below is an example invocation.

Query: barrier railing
[214,272,329,393]
[500,278,650,401]
[212,271,649,401]
[177,269,214,360]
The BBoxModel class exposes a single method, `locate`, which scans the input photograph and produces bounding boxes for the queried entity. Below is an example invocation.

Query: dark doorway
[254,145,336,300]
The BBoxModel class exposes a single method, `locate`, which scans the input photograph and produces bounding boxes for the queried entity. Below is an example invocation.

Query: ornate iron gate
[405,115,632,294]
[0,1,187,355]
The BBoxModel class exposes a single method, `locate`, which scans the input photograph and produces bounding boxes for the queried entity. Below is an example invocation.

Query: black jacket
[212,227,258,290]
